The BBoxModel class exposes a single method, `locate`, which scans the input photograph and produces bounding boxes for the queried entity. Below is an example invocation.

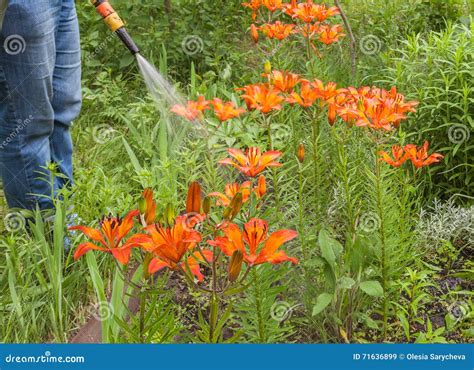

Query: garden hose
[91,0,140,55]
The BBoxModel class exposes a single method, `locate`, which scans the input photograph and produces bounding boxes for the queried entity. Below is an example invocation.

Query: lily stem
[209,292,219,343]
[299,163,312,310]
[209,226,220,343]
[311,111,321,219]
[374,143,388,339]
[299,165,307,261]
[252,268,266,343]
[139,287,147,343]
[265,115,281,214]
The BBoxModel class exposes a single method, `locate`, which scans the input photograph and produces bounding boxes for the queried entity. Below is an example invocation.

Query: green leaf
[338,277,356,290]
[360,313,379,330]
[312,293,333,316]
[323,263,336,292]
[360,280,384,297]
[397,312,410,340]
[318,229,343,268]
[86,253,110,343]
[122,137,143,174]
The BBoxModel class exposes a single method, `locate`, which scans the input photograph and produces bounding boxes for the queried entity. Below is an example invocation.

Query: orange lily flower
[138,215,212,281]
[298,23,321,39]
[208,218,298,266]
[283,0,298,17]
[286,1,340,23]
[260,21,296,40]
[242,0,262,20]
[314,4,340,22]
[311,79,340,101]
[286,80,319,107]
[69,210,143,265]
[209,181,252,207]
[405,141,444,168]
[250,23,260,43]
[211,98,246,122]
[209,176,267,207]
[326,93,348,125]
[317,24,345,45]
[218,147,283,177]
[263,0,284,11]
[379,145,412,167]
[264,70,301,93]
[337,101,404,131]
[384,86,419,117]
[238,83,284,114]
[311,79,347,124]
[170,96,210,122]
[337,86,418,130]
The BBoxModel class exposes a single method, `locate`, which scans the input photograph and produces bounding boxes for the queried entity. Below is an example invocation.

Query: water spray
[90,0,205,148]
[91,0,140,55]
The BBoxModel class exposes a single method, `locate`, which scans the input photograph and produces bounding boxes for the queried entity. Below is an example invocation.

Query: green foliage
[344,0,471,48]
[0,202,89,342]
[370,22,474,199]
[233,265,295,343]
[77,0,248,83]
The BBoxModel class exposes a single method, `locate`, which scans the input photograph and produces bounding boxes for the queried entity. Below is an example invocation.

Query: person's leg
[0,0,62,210]
[50,0,81,192]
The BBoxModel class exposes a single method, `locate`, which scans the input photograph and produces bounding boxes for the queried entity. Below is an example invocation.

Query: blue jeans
[0,0,81,210]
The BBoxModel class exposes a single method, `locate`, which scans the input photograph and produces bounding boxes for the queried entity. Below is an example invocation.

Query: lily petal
[73,242,107,261]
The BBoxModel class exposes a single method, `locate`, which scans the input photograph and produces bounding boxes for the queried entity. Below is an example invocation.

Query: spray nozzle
[91,0,140,55]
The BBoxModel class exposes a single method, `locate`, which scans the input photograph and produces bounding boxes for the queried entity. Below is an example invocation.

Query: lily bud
[186,181,202,214]
[264,60,272,74]
[223,206,232,220]
[202,196,211,215]
[297,143,305,163]
[164,203,176,226]
[251,24,259,44]
[255,175,267,198]
[228,250,244,282]
[224,192,243,220]
[143,253,153,280]
[138,197,147,215]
